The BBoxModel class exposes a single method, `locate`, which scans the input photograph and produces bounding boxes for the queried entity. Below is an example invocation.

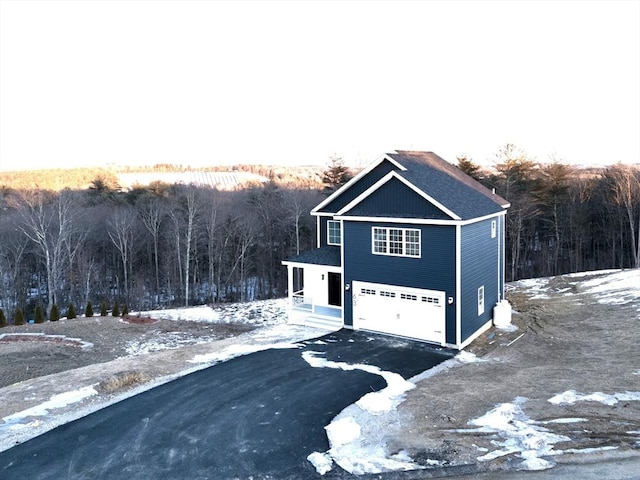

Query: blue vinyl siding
[344,177,452,220]
[318,160,399,213]
[460,217,501,342]
[319,218,328,247]
[342,221,457,343]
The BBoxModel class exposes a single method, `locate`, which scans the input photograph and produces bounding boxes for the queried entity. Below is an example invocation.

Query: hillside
[0,164,325,191]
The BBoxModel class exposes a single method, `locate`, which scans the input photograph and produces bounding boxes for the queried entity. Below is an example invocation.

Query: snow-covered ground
[2,269,639,475]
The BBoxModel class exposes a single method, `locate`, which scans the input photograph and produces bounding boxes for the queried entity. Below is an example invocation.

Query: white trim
[316,216,321,248]
[311,153,404,214]
[340,229,345,324]
[335,210,506,226]
[455,223,461,347]
[281,260,343,273]
[335,171,461,220]
[312,212,336,217]
[458,319,493,350]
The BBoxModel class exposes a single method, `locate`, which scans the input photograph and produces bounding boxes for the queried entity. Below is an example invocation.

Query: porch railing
[291,290,341,318]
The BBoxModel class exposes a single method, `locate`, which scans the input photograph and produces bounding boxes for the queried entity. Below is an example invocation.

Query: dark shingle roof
[283,246,341,267]
[385,151,509,220]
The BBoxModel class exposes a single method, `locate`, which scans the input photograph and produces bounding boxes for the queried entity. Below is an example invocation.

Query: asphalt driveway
[0,330,452,479]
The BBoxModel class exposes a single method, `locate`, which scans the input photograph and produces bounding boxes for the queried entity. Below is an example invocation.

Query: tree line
[459,144,640,280]
[0,148,638,323]
[0,179,322,321]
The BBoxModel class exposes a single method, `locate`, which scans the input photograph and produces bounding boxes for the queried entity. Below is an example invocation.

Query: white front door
[352,281,445,345]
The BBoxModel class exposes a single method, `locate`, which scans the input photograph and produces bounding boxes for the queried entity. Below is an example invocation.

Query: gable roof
[316,150,509,221]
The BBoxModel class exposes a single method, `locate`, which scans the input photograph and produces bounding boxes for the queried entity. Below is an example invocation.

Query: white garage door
[352,281,445,345]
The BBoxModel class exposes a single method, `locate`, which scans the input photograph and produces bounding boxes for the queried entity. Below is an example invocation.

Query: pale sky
[1,0,638,171]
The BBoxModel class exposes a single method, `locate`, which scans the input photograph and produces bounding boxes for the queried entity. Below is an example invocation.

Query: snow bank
[301,351,415,415]
[302,351,424,475]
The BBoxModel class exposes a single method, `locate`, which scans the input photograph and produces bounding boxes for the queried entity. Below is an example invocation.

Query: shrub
[85,301,93,318]
[122,304,129,317]
[0,309,6,328]
[100,302,108,317]
[67,303,77,319]
[112,301,120,317]
[50,304,60,322]
[14,308,24,326]
[35,305,45,324]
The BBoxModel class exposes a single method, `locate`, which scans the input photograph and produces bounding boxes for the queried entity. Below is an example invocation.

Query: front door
[328,272,342,307]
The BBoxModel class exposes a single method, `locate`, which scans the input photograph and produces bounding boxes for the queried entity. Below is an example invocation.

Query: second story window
[372,227,421,258]
[327,220,341,245]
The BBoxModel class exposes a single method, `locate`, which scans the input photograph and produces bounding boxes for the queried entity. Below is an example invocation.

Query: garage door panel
[352,281,445,345]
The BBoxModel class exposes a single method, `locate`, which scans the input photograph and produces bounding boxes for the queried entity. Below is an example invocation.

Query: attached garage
[352,281,446,345]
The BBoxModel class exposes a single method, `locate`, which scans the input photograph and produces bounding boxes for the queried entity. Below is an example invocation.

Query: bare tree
[108,206,137,302]
[606,164,640,268]
[138,198,166,305]
[17,190,79,314]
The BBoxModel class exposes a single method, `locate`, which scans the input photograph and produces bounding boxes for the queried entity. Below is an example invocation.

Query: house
[282,151,510,350]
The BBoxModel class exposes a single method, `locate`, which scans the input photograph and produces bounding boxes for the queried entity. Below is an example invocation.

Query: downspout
[497,216,501,301]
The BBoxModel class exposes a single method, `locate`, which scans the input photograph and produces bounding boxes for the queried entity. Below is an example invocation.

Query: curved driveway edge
[0,330,452,479]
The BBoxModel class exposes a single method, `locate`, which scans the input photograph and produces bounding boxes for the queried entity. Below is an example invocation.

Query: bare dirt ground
[0,271,638,476]
[378,271,640,474]
[0,316,254,389]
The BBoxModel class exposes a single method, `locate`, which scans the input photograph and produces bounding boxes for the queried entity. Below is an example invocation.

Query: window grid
[372,227,421,258]
[327,220,341,245]
[373,227,387,254]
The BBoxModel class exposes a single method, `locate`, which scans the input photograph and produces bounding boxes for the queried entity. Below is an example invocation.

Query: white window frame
[491,220,497,239]
[371,227,421,258]
[478,285,485,316]
[327,220,341,246]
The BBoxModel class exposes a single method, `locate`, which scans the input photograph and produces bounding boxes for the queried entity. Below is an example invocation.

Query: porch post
[287,265,294,310]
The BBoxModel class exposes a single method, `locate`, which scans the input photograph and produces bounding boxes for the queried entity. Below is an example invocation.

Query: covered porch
[282,246,343,329]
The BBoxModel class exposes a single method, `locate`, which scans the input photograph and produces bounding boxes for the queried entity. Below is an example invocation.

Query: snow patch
[456,351,487,364]
[136,298,288,325]
[2,386,97,429]
[548,390,640,406]
[458,397,569,470]
[307,451,333,475]
[578,269,640,307]
[188,342,301,364]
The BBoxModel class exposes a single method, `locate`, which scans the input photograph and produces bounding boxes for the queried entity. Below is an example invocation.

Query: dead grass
[98,370,151,394]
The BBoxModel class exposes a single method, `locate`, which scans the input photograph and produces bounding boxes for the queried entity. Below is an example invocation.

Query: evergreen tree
[35,305,45,324]
[50,304,60,322]
[112,301,120,317]
[101,302,108,317]
[14,308,24,326]
[0,309,6,328]
[122,304,129,317]
[456,155,482,181]
[322,155,351,194]
[67,303,77,319]
[85,301,93,318]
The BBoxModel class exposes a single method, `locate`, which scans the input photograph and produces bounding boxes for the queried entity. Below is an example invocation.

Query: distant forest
[0,147,638,321]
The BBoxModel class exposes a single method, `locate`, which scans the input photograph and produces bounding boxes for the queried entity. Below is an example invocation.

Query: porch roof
[283,246,341,267]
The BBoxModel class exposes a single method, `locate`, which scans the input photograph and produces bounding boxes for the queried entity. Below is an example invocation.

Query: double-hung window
[327,220,341,245]
[372,227,421,258]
